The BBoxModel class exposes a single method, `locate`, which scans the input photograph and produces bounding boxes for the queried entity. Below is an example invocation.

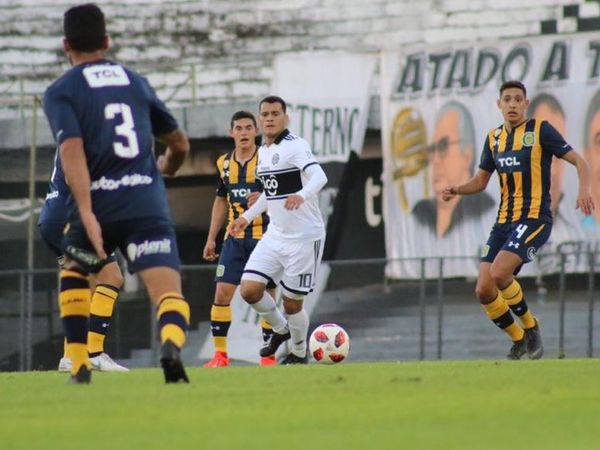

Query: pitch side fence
[0,248,597,371]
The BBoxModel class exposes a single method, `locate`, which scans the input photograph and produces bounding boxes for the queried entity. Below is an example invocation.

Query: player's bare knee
[214,284,234,306]
[240,281,262,304]
[475,284,496,304]
[97,262,124,288]
[282,295,303,314]
[489,265,511,290]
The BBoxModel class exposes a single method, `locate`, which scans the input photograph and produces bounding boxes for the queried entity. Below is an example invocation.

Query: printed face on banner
[584,91,600,225]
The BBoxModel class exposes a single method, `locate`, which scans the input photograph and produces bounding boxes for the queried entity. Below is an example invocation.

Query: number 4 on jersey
[105,103,140,158]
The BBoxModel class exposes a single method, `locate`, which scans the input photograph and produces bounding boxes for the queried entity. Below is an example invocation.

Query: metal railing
[0,248,597,371]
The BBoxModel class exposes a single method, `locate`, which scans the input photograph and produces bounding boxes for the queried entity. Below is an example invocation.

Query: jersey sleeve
[289,138,320,171]
[141,78,179,136]
[42,86,82,145]
[540,120,572,158]
[478,134,496,173]
[215,161,227,197]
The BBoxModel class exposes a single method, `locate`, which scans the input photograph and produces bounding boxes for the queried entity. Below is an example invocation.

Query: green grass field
[1,359,599,450]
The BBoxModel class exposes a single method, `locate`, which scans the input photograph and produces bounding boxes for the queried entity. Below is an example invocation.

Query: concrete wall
[1,0,599,118]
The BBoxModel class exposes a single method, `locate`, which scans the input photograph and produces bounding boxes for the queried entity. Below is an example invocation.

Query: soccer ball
[309,323,350,364]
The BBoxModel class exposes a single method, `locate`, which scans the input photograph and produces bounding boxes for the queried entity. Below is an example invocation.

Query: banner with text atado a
[381,33,600,279]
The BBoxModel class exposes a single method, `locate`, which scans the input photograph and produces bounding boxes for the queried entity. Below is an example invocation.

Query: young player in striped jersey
[228,96,328,364]
[202,111,277,367]
[443,80,595,360]
[39,151,128,372]
[44,4,190,383]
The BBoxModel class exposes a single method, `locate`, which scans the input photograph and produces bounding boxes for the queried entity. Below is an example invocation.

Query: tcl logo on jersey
[497,156,521,167]
[127,238,172,262]
[263,176,279,195]
[230,188,251,197]
[83,64,131,88]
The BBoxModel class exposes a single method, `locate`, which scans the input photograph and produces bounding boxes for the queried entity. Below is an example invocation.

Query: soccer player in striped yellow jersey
[443,80,595,360]
[202,111,277,367]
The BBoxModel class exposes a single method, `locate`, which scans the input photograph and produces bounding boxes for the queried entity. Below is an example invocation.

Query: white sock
[250,292,288,334]
[287,309,309,357]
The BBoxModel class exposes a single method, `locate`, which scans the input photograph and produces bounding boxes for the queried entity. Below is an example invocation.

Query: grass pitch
[1,359,599,450]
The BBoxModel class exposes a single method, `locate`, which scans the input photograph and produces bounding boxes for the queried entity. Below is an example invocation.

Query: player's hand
[227,217,249,236]
[157,155,175,176]
[576,187,595,216]
[284,194,304,210]
[79,211,107,260]
[203,240,219,261]
[246,191,261,208]
[442,186,458,202]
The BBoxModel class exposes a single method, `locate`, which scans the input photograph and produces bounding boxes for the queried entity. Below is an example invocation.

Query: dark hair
[584,89,600,148]
[259,95,287,113]
[64,3,106,52]
[527,93,565,119]
[499,80,527,98]
[230,110,257,128]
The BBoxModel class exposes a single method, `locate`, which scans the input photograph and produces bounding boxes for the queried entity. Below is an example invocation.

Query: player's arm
[156,129,190,176]
[203,196,227,261]
[443,169,492,201]
[227,192,267,236]
[60,137,106,259]
[562,150,595,215]
[285,163,328,210]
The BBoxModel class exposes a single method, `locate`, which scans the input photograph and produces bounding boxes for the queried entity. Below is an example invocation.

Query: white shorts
[242,233,324,299]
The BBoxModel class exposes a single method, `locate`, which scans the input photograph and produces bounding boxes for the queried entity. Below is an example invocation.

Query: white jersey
[257,130,325,241]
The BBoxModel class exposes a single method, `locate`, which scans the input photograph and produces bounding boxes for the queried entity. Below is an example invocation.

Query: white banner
[272,51,377,163]
[381,33,600,278]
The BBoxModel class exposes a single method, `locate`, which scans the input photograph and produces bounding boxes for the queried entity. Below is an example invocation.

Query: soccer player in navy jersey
[202,111,277,368]
[43,3,191,383]
[39,152,127,372]
[443,80,594,360]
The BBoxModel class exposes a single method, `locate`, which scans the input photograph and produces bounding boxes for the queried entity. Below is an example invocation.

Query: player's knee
[98,262,124,288]
[475,283,495,303]
[240,282,262,304]
[489,265,511,289]
[214,285,234,306]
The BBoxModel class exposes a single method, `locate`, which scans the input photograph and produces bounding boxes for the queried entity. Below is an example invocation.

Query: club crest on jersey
[526,247,537,261]
[272,153,280,165]
[522,132,535,147]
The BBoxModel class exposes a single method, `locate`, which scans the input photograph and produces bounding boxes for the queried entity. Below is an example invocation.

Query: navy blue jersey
[43,59,178,224]
[479,119,571,224]
[38,149,69,224]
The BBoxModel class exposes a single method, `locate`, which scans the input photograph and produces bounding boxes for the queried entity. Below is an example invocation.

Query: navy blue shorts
[63,217,179,274]
[216,237,276,288]
[481,218,552,270]
[39,222,65,258]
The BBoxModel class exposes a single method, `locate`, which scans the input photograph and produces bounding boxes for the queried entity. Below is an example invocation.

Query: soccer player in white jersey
[228,96,328,364]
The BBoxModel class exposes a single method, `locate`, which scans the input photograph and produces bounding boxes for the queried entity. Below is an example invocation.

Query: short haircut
[64,3,106,53]
[436,101,476,174]
[584,89,600,149]
[528,93,565,119]
[230,110,257,129]
[499,80,527,98]
[259,95,287,113]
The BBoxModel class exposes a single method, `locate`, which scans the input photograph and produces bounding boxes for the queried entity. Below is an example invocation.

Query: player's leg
[125,218,190,383]
[205,237,244,368]
[139,267,190,383]
[259,286,278,366]
[240,236,289,354]
[204,281,236,368]
[491,220,552,359]
[39,221,73,373]
[278,237,325,365]
[477,224,526,359]
[87,260,128,372]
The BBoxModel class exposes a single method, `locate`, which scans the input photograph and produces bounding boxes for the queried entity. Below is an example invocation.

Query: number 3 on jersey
[104,103,139,158]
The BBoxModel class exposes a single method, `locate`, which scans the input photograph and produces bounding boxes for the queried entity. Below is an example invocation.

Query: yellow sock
[482,293,524,341]
[157,292,190,349]
[210,304,232,354]
[88,284,119,355]
[501,280,536,329]
[59,269,92,374]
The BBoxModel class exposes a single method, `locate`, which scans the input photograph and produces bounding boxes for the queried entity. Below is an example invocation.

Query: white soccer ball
[309,323,350,364]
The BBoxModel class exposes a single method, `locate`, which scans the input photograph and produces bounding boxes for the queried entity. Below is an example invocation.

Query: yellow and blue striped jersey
[479,119,572,224]
[216,150,269,239]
